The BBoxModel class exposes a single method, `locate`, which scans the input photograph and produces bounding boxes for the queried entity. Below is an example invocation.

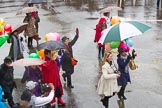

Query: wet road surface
[0,0,162,108]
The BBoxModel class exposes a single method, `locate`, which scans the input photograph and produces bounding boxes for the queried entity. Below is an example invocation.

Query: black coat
[0,64,15,92]
[61,35,78,74]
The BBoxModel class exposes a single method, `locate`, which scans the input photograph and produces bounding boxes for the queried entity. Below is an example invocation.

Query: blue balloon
[126,39,134,47]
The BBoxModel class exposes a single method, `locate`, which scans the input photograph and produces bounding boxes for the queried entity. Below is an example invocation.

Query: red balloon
[4,24,12,33]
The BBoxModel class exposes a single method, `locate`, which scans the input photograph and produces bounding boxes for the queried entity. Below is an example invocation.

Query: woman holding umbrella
[117,48,132,100]
[94,18,107,59]
[23,12,37,48]
[8,30,24,61]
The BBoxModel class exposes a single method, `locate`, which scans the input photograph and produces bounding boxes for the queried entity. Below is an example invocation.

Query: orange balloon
[111,16,120,25]
[38,50,44,58]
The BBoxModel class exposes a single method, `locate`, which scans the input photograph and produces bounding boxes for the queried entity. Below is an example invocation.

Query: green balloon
[0,34,9,47]
[29,53,40,58]
[110,41,120,49]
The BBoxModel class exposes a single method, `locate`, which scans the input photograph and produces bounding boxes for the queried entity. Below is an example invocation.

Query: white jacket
[97,62,119,97]
[30,90,54,108]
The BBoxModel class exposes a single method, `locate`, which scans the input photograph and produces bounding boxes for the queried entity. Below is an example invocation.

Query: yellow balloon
[111,16,120,25]
[0,26,3,31]
[0,18,6,26]
[44,34,48,42]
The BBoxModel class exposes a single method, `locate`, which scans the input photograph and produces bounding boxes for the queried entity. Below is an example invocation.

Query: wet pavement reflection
[0,0,162,108]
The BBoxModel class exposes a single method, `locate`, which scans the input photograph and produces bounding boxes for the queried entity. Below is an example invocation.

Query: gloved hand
[132,49,137,59]
[127,54,132,60]
[76,28,79,36]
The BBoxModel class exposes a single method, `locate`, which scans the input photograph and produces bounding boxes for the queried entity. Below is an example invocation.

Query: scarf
[120,56,129,73]
[12,35,24,61]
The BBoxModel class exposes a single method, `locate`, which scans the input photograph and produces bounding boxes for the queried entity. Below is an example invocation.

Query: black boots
[117,92,127,100]
[118,86,127,100]
[100,96,110,108]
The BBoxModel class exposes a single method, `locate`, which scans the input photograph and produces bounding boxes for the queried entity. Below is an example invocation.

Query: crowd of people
[0,27,79,108]
[0,1,140,108]
[0,2,79,107]
[94,11,137,108]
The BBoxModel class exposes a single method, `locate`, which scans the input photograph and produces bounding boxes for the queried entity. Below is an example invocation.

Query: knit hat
[61,36,69,42]
[4,56,12,63]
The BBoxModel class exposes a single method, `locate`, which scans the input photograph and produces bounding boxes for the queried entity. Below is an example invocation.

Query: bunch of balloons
[0,18,12,47]
[40,32,61,58]
[105,38,134,52]
[0,18,12,35]
[104,16,134,52]
[44,32,60,42]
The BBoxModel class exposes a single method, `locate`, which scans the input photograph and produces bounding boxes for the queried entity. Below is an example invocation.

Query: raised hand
[76,28,79,36]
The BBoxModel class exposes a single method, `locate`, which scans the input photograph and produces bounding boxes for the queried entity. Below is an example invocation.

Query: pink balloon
[118,41,130,52]
[46,32,60,42]
[46,33,56,41]
[105,43,112,51]
[53,32,60,42]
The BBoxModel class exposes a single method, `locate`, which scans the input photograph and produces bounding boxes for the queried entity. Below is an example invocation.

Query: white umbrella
[16,7,37,15]
[11,58,46,67]
[99,6,122,14]
[99,21,151,44]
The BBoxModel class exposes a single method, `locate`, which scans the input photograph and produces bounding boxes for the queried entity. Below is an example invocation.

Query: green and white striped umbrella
[99,21,151,44]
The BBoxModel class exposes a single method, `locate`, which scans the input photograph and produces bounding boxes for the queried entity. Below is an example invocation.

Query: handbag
[71,57,78,66]
[129,59,137,70]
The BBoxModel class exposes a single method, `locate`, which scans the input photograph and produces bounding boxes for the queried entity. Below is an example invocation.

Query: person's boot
[67,85,74,88]
[117,92,122,100]
[57,97,66,106]
[122,95,127,100]
[100,99,106,106]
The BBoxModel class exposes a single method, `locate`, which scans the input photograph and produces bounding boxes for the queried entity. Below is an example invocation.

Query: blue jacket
[117,56,131,86]
[0,86,7,108]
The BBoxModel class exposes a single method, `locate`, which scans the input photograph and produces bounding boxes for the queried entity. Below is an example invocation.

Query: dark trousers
[157,0,161,7]
[118,86,126,97]
[3,87,14,107]
[28,37,33,47]
[64,72,72,86]
[98,46,105,58]
[101,96,111,108]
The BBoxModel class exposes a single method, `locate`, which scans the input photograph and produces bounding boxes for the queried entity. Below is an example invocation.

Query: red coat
[94,18,107,46]
[40,57,63,102]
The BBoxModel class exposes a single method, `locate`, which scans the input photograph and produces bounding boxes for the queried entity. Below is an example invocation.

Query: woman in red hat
[94,18,107,59]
